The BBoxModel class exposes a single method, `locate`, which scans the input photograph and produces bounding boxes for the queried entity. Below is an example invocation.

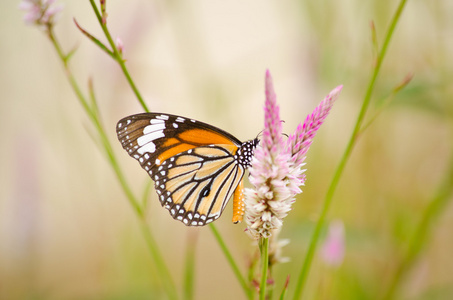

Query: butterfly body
[116,113,258,226]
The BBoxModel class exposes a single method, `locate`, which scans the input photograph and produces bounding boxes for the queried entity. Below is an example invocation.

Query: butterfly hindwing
[153,145,245,225]
[116,113,246,226]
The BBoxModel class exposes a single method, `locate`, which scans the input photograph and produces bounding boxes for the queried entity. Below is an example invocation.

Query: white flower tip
[330,85,343,98]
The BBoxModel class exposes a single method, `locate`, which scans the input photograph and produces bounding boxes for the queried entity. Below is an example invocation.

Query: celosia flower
[245,70,342,239]
[19,0,63,28]
[320,220,345,267]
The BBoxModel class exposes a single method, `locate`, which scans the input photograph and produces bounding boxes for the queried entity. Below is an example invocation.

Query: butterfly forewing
[116,113,248,226]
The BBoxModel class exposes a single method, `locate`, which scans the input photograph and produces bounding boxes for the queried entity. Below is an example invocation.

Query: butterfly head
[235,138,259,168]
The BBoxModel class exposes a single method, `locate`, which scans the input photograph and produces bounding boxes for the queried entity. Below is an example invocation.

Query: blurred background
[1,0,452,299]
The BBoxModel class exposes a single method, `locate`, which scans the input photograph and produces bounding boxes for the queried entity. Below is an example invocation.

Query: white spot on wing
[137,131,165,146]
[137,142,156,154]
[157,115,169,120]
[143,123,165,134]
[176,117,185,122]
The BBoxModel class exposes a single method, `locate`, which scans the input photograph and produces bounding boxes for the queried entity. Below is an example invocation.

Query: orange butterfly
[116,113,259,226]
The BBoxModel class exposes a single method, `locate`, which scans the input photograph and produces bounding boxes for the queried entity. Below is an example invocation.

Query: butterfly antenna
[255,120,287,139]
[256,129,264,139]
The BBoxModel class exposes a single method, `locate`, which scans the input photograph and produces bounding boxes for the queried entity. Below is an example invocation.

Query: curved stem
[47,26,177,299]
[292,0,409,299]
[48,28,142,217]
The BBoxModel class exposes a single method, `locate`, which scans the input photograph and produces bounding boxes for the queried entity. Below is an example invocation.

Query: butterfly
[116,113,259,226]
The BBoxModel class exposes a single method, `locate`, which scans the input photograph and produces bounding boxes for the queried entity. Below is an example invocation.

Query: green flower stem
[292,1,409,299]
[259,238,269,300]
[88,0,150,113]
[209,224,252,299]
[47,27,178,300]
[382,150,453,300]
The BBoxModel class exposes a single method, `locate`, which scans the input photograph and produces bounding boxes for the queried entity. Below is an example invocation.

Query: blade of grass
[382,150,453,300]
[279,275,290,300]
[292,0,409,299]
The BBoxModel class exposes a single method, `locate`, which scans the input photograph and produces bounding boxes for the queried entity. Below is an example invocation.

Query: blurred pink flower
[320,220,345,267]
[19,0,63,27]
[245,70,342,239]
[116,37,124,55]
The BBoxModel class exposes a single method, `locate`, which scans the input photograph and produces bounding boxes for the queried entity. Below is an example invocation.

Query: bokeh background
[1,0,452,299]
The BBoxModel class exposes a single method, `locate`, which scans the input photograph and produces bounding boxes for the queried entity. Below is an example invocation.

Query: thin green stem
[47,27,177,299]
[88,0,149,112]
[292,1,409,299]
[48,29,143,217]
[209,224,252,299]
[382,150,453,300]
[73,17,115,60]
[259,238,269,300]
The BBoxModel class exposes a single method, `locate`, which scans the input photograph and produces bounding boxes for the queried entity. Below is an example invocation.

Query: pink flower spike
[245,70,297,239]
[287,85,343,166]
[245,71,342,240]
[263,70,282,150]
[320,220,345,267]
